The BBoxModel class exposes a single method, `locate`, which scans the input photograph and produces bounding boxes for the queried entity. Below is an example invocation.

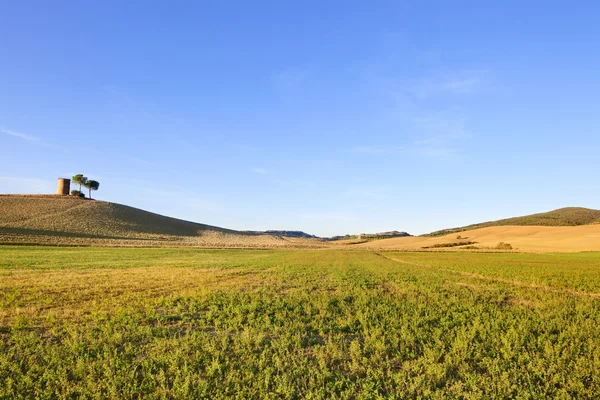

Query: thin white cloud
[0,126,71,153]
[0,127,41,142]
[407,71,485,99]
[251,167,268,175]
[444,77,481,93]
[349,143,459,161]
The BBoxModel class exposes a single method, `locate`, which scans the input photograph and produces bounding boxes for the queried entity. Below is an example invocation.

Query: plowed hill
[0,195,322,248]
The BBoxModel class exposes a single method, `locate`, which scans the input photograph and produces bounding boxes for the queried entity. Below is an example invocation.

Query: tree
[84,180,100,199]
[72,174,88,192]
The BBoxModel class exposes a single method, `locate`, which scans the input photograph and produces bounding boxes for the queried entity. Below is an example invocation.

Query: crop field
[1,247,599,398]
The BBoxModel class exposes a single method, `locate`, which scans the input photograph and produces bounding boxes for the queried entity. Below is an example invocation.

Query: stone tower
[57,178,70,195]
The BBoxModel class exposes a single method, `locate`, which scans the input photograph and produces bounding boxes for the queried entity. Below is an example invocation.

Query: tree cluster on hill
[71,174,100,199]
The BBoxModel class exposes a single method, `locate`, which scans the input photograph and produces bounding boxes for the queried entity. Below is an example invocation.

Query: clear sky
[1,1,599,236]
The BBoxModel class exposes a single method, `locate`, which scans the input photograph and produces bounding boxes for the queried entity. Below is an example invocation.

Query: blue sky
[1,1,599,236]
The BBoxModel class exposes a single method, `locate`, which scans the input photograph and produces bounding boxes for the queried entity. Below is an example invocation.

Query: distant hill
[0,195,322,248]
[245,230,319,239]
[425,207,600,237]
[359,231,411,239]
[329,230,411,241]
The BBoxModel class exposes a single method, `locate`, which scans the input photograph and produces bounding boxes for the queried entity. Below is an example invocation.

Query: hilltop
[425,207,600,237]
[0,195,323,248]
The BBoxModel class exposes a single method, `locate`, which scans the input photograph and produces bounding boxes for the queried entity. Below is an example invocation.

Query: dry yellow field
[355,225,600,252]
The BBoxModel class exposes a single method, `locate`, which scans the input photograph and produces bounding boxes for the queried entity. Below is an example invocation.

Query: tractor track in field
[374,252,600,299]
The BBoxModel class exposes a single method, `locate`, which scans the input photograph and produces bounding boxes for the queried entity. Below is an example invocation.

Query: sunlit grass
[1,247,599,398]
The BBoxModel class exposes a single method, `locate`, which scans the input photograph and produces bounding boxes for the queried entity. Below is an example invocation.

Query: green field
[1,247,599,398]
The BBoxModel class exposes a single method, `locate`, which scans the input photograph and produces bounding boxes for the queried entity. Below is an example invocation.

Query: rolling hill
[0,195,323,248]
[355,225,600,252]
[2,196,598,251]
[353,207,600,252]
[425,207,600,237]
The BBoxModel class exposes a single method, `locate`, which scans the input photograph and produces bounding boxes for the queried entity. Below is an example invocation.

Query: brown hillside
[0,195,322,248]
[425,207,600,237]
[355,225,600,252]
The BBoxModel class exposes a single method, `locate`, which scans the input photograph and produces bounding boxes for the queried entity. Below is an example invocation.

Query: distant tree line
[71,174,100,199]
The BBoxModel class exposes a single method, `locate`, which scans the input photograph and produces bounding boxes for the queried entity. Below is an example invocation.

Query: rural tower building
[57,178,70,195]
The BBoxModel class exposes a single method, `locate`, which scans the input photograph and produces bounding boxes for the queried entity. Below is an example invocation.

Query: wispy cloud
[350,144,458,161]
[251,167,268,175]
[350,46,486,162]
[407,71,485,99]
[0,126,70,152]
[349,110,468,158]
[0,127,41,142]
[444,77,481,93]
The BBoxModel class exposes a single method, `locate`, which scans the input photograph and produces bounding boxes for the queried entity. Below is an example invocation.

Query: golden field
[356,225,600,252]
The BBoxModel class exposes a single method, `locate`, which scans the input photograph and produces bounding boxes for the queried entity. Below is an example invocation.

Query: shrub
[496,242,513,250]
[70,190,85,198]
[423,241,477,249]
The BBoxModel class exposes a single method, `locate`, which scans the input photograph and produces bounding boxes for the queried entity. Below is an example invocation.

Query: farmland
[1,247,599,398]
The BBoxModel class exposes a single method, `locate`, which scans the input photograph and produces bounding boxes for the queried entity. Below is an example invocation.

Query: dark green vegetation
[83,179,100,199]
[426,207,600,236]
[1,247,600,398]
[245,230,319,239]
[422,241,477,249]
[71,174,100,199]
[71,174,87,193]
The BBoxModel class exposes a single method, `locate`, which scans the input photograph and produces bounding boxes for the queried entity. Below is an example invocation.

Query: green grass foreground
[1,247,599,398]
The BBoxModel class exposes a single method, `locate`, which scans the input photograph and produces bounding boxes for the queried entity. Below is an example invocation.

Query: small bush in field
[70,190,85,198]
[496,242,513,250]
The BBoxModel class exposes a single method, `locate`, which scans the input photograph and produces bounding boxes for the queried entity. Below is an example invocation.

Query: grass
[1,247,600,398]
